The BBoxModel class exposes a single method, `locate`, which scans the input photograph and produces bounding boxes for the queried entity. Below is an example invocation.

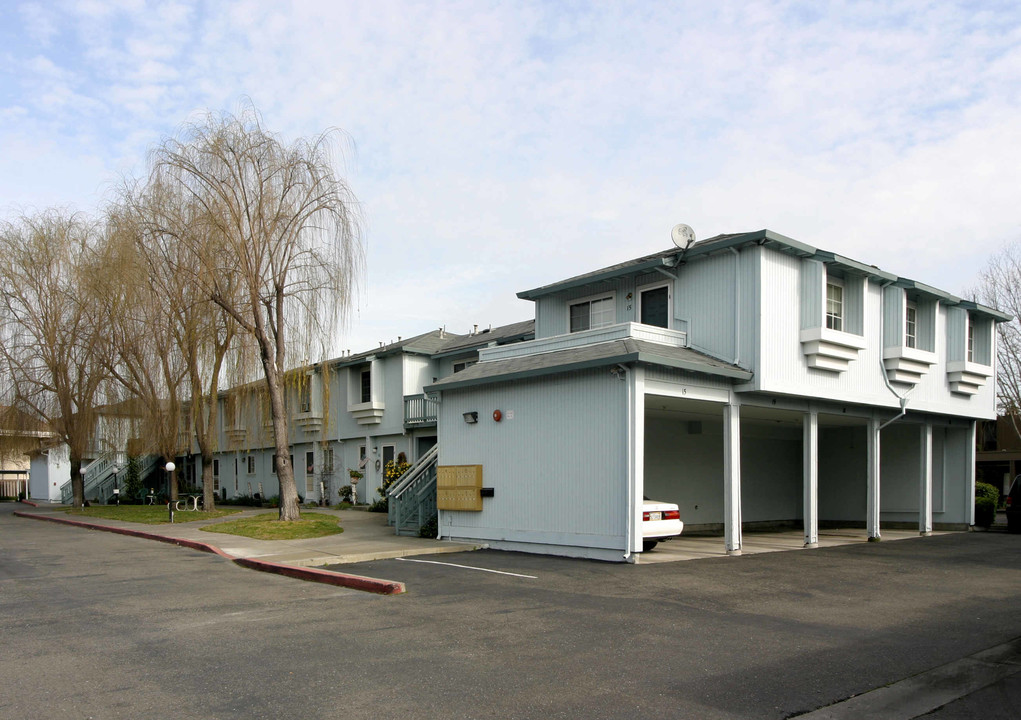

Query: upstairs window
[905,302,917,348]
[299,383,311,413]
[360,368,371,403]
[453,360,477,373]
[569,294,615,333]
[826,281,844,332]
[639,285,670,329]
[967,316,975,362]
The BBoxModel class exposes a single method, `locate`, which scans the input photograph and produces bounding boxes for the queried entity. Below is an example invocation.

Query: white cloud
[2,0,1021,353]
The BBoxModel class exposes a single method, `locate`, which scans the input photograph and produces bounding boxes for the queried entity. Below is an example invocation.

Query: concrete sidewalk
[15,503,480,567]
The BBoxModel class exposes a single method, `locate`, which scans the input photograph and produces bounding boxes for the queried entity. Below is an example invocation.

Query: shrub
[418,515,438,539]
[124,456,143,499]
[382,459,411,492]
[976,496,997,528]
[227,493,262,506]
[368,497,388,513]
[976,481,1000,507]
[338,485,353,503]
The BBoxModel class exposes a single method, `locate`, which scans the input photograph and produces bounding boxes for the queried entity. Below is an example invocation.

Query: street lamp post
[113,462,121,506]
[165,461,176,522]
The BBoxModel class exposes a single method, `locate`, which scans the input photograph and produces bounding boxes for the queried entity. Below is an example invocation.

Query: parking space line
[394,557,538,578]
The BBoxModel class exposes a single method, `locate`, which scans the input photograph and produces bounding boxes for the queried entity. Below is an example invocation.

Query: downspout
[729,248,741,365]
[878,280,912,430]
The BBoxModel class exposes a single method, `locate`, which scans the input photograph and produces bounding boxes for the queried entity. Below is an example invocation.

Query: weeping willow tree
[147,105,363,520]
[109,180,240,511]
[0,211,112,506]
[95,207,189,500]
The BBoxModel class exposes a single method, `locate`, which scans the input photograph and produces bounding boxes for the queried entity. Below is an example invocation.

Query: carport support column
[724,402,742,556]
[867,416,881,541]
[919,423,933,536]
[803,410,819,548]
[627,367,646,558]
[966,420,976,527]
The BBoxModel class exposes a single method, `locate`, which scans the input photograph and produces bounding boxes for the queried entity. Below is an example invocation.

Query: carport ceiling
[646,398,802,428]
[646,399,871,428]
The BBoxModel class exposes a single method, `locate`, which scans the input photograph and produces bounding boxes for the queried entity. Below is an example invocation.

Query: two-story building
[427,229,1009,561]
[192,321,534,505]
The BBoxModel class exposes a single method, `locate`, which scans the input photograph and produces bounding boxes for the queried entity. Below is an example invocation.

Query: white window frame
[568,291,616,333]
[637,281,672,329]
[360,368,372,403]
[826,279,844,332]
[967,314,975,363]
[905,301,917,349]
[305,450,315,494]
[453,359,477,373]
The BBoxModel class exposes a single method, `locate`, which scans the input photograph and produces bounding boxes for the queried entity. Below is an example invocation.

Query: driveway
[3,501,1020,719]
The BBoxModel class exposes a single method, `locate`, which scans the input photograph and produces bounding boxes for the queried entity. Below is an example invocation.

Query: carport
[641,393,975,557]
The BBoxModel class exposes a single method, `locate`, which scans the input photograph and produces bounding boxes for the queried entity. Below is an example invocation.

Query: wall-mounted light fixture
[463,411,479,424]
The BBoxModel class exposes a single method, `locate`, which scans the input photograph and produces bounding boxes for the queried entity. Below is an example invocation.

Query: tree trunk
[70,456,84,507]
[201,451,216,511]
[254,304,300,521]
[268,375,300,521]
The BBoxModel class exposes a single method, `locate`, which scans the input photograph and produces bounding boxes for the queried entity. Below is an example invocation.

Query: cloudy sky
[2,1,1020,354]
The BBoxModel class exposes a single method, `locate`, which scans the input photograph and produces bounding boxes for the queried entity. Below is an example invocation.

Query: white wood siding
[755,249,996,419]
[437,369,629,551]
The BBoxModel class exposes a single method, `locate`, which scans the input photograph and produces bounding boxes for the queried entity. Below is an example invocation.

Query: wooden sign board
[437,464,483,511]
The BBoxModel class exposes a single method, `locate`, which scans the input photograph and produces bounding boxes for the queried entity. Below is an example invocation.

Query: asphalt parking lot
[3,502,1020,719]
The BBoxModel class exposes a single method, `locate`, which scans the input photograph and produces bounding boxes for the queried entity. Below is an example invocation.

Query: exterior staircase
[60,452,159,504]
[387,444,439,536]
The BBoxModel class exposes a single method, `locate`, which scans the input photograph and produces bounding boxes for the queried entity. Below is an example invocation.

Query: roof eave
[426,351,749,392]
[516,257,674,301]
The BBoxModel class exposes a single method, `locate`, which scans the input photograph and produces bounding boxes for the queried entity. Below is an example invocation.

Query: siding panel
[437,369,628,549]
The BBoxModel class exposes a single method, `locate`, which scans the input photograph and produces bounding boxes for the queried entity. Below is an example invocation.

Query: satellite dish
[671,223,696,249]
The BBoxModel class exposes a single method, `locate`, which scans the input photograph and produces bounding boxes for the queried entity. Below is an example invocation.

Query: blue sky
[2,0,1021,354]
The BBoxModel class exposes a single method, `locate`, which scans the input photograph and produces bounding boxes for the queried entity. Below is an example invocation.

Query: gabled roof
[0,405,51,434]
[432,319,535,357]
[333,328,459,368]
[426,338,751,392]
[516,229,1011,322]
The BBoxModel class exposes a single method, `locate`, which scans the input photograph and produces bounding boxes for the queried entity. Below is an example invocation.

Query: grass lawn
[199,512,343,540]
[66,506,242,524]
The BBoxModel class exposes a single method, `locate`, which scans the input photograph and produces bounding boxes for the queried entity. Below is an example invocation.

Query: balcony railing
[404,394,438,427]
[479,322,688,362]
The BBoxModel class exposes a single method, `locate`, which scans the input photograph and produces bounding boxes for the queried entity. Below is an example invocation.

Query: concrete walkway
[14,503,481,594]
[640,527,953,563]
[15,503,479,566]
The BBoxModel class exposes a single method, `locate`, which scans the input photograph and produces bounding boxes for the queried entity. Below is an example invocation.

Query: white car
[642,499,683,551]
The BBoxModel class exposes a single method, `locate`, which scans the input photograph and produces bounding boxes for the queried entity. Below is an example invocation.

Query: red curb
[234,557,406,595]
[19,499,39,507]
[13,511,406,594]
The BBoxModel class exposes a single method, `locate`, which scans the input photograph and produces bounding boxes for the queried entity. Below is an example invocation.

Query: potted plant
[347,469,363,504]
